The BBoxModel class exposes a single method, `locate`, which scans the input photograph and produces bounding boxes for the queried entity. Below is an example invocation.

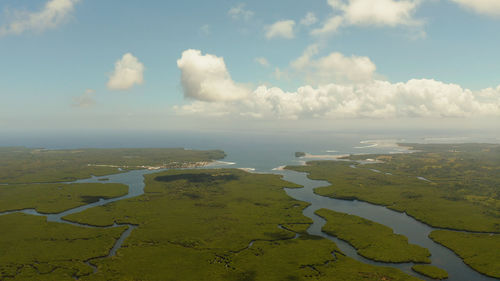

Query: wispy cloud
[228,3,254,21]
[291,44,377,85]
[300,12,318,26]
[0,0,79,37]
[200,24,210,35]
[255,57,270,67]
[73,89,96,108]
[265,20,296,39]
[451,0,500,17]
[312,0,423,36]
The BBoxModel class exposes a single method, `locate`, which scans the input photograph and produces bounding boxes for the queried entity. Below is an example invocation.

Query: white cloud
[176,49,250,102]
[107,53,145,91]
[311,16,343,35]
[175,49,500,120]
[176,80,500,120]
[273,67,290,81]
[73,89,96,108]
[291,44,320,70]
[313,0,422,36]
[255,57,270,67]
[292,45,376,85]
[339,0,421,26]
[300,12,318,26]
[228,3,254,20]
[0,0,79,37]
[200,24,210,35]
[265,20,296,39]
[451,0,500,17]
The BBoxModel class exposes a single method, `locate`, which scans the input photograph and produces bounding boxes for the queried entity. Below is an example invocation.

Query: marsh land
[63,169,421,281]
[411,265,448,280]
[0,147,225,184]
[315,208,431,263]
[287,143,500,278]
[0,144,499,280]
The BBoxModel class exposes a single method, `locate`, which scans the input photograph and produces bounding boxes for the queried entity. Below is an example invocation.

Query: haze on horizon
[1,0,500,134]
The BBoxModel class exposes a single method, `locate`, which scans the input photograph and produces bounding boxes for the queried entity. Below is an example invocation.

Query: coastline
[87,160,215,171]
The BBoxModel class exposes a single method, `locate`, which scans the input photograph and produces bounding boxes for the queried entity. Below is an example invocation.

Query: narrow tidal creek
[0,169,164,276]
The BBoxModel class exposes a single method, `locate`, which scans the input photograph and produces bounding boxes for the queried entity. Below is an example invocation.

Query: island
[411,265,448,280]
[295,151,306,157]
[315,209,431,263]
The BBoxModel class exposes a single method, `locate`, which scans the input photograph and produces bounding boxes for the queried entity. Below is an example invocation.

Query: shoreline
[87,160,214,171]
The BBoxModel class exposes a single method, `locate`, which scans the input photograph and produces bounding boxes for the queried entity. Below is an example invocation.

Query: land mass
[5,144,499,280]
[295,152,306,157]
[286,143,500,277]
[0,213,127,280]
[315,208,431,263]
[60,169,420,281]
[429,230,500,278]
[0,183,128,214]
[0,147,225,184]
[411,264,448,280]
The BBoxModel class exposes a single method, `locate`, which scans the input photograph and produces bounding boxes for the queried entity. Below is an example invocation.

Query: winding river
[276,168,497,281]
[0,158,497,281]
[0,169,165,275]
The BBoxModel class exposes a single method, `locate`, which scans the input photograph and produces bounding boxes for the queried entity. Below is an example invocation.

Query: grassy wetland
[411,265,448,280]
[286,143,500,277]
[0,183,128,213]
[0,213,127,280]
[61,169,421,281]
[429,230,500,278]
[2,144,499,280]
[287,159,500,233]
[315,209,431,263]
[0,147,231,280]
[0,147,225,184]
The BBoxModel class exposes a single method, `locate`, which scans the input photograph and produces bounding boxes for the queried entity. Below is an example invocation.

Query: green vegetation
[411,265,448,280]
[59,169,420,281]
[315,209,430,263]
[0,183,128,213]
[429,230,500,278]
[0,147,225,184]
[295,152,306,157]
[286,143,500,232]
[286,143,500,278]
[350,143,500,219]
[228,239,422,281]
[0,213,127,280]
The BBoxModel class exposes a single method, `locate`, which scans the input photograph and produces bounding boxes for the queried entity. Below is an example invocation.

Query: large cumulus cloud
[177,49,250,102]
[174,49,500,120]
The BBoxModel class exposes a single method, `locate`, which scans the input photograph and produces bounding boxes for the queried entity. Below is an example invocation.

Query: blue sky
[1,0,500,131]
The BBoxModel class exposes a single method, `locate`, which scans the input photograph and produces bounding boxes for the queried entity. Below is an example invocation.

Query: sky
[1,0,500,133]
